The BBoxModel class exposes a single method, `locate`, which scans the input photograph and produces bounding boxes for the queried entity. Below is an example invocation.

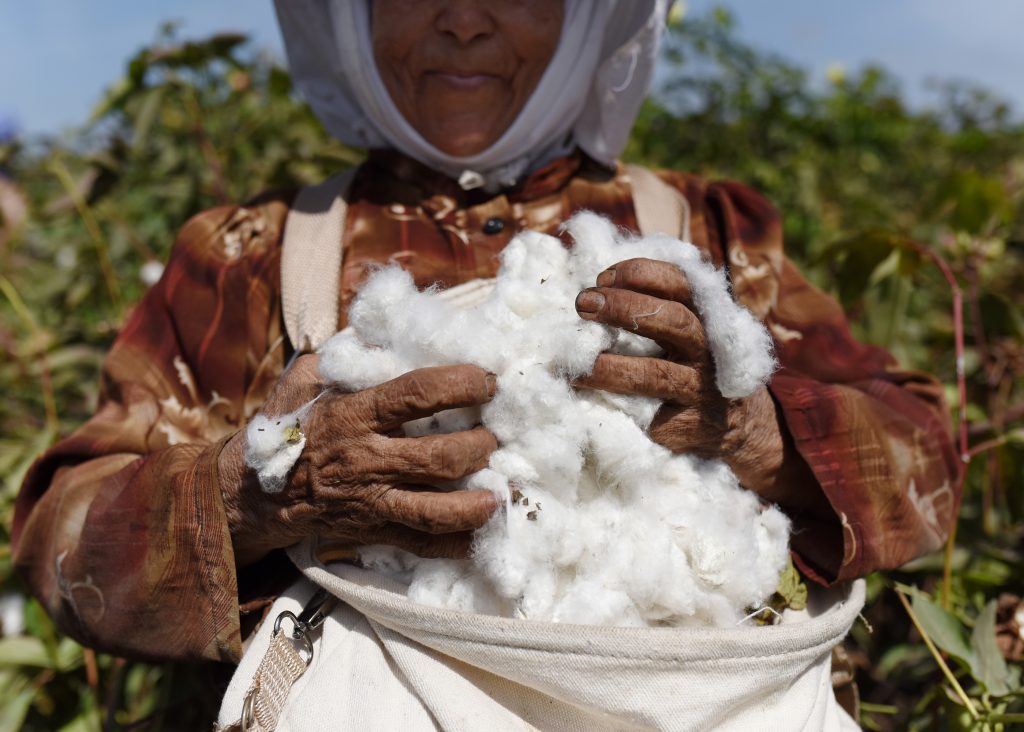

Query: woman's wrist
[725,389,809,507]
[216,428,279,566]
[725,388,837,524]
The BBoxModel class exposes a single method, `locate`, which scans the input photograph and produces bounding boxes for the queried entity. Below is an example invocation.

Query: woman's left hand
[573,257,789,503]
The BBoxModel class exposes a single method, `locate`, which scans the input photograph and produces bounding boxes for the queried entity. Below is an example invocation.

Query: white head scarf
[274,0,668,190]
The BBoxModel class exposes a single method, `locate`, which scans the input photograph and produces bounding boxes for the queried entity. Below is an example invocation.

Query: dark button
[482,217,506,235]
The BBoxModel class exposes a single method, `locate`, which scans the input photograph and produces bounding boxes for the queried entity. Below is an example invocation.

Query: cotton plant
[248,212,790,627]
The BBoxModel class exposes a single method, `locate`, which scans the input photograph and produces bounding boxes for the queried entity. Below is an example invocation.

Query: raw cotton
[245,410,309,493]
[250,212,790,626]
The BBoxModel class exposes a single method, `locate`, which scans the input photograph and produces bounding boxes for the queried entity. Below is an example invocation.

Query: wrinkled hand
[574,258,790,503]
[220,355,499,566]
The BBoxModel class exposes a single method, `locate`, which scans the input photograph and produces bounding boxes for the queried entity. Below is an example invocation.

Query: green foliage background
[1,10,1022,730]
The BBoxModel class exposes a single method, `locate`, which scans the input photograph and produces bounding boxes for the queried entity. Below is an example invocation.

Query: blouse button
[482,217,506,235]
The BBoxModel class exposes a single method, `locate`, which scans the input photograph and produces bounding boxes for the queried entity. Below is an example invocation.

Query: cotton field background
[1,9,1023,731]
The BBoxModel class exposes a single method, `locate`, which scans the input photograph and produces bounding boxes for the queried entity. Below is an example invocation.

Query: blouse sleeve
[699,178,962,585]
[11,197,290,662]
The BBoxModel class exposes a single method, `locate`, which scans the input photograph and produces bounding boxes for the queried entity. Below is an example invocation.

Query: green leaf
[0,636,51,668]
[977,292,1024,339]
[969,600,1012,696]
[875,642,930,676]
[54,636,84,673]
[773,557,808,611]
[0,683,34,732]
[909,587,976,670]
[131,87,166,153]
[818,230,898,307]
[56,699,102,732]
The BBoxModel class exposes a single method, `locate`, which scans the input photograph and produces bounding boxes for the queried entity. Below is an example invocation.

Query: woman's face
[372,0,564,157]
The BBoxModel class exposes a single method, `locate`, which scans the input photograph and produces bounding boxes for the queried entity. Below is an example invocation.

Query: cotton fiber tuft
[253,212,790,626]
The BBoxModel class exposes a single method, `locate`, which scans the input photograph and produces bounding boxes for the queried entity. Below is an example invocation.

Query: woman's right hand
[218,355,500,566]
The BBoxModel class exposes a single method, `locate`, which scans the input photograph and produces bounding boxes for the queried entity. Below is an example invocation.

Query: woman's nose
[435,0,496,45]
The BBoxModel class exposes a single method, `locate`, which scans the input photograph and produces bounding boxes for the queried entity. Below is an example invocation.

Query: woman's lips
[426,71,499,90]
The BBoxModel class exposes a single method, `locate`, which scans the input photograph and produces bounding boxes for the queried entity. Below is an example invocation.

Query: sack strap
[625,163,692,241]
[226,589,337,732]
[280,167,358,354]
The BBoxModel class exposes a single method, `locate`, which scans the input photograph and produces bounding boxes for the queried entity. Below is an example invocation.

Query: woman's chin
[425,130,498,158]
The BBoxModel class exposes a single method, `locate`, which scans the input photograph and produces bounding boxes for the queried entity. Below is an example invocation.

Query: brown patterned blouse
[12,151,960,663]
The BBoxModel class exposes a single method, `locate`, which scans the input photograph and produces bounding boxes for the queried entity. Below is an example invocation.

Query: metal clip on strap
[240,589,338,732]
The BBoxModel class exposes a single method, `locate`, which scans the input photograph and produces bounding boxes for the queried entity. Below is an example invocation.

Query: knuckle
[419,510,447,534]
[398,371,434,407]
[622,257,651,273]
[627,357,653,389]
[632,257,661,280]
[430,441,463,481]
[651,358,677,387]
[293,353,320,379]
[363,485,397,520]
[669,305,701,344]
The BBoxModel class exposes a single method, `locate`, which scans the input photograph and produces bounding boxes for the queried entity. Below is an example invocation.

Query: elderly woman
[15,0,955,697]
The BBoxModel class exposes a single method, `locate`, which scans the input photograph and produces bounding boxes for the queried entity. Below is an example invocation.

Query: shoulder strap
[280,167,358,354]
[625,163,692,242]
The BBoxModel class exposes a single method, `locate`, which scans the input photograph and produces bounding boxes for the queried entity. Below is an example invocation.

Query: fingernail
[575,290,605,315]
[485,373,498,395]
[596,268,616,287]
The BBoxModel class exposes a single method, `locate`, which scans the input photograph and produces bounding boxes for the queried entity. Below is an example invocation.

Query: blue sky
[2,1,1023,136]
[692,0,1024,112]
[0,0,284,136]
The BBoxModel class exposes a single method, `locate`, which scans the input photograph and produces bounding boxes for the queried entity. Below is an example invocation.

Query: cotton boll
[562,211,623,285]
[553,579,641,627]
[679,257,776,398]
[470,522,533,600]
[358,546,418,583]
[320,334,408,391]
[463,468,511,506]
[346,266,417,348]
[586,406,669,498]
[494,230,571,315]
[608,329,662,358]
[487,449,540,488]
[407,559,475,612]
[315,212,791,627]
[581,390,662,431]
[245,411,308,493]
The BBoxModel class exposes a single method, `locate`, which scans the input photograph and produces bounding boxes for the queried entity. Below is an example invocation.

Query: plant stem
[942,517,958,610]
[896,588,980,721]
[83,647,99,691]
[969,401,1024,437]
[0,273,39,329]
[968,435,1008,459]
[0,274,59,432]
[48,158,122,313]
[859,702,900,715]
[183,87,230,204]
[988,713,1024,723]
[903,238,970,608]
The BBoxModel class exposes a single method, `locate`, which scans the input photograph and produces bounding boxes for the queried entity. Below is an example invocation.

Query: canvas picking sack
[217,165,865,731]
